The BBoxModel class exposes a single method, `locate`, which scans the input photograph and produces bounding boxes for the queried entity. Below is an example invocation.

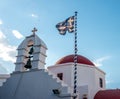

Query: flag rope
[73,11,78,99]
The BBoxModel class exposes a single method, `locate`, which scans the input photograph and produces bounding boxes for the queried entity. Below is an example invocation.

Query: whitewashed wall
[48,63,105,99]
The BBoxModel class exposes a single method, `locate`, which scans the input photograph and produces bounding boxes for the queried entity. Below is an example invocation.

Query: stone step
[44,69,71,93]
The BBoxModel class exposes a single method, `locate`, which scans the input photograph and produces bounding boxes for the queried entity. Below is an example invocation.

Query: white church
[0,28,120,99]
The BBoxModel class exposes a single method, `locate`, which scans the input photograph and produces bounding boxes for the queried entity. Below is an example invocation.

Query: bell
[24,58,32,69]
[29,46,34,55]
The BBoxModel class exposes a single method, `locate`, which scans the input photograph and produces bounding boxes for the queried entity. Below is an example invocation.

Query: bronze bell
[29,46,34,55]
[24,58,32,69]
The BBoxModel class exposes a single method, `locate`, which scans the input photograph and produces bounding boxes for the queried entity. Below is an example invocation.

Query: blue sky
[0,0,120,89]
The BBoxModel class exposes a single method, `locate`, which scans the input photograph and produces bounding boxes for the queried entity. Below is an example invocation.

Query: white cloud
[31,14,38,18]
[0,30,6,39]
[12,30,24,39]
[0,44,16,62]
[0,19,3,25]
[106,79,114,84]
[0,30,17,63]
[93,56,111,67]
[0,63,10,74]
[0,44,16,63]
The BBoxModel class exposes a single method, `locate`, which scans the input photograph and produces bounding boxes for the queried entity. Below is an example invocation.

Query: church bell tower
[15,28,47,72]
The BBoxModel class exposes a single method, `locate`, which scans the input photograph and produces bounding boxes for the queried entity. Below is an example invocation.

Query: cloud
[0,30,6,39]
[0,30,17,63]
[12,30,24,39]
[0,19,3,25]
[106,79,114,84]
[0,63,9,74]
[93,56,111,67]
[0,44,16,62]
[31,14,38,18]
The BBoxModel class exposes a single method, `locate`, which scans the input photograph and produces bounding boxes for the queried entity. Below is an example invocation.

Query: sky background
[0,0,120,89]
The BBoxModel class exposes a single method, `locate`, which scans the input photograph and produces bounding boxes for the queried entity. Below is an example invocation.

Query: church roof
[55,54,95,66]
[34,34,47,48]
[18,34,47,49]
[94,89,120,99]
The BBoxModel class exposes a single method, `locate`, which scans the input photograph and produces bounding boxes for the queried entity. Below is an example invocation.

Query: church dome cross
[32,27,38,35]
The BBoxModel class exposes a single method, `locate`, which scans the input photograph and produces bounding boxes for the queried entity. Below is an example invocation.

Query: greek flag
[56,16,74,35]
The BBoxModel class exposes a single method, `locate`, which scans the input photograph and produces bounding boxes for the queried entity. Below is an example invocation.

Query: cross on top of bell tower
[31,27,37,35]
[15,28,47,72]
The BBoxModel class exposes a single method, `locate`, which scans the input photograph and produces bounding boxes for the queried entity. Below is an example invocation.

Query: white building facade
[48,55,106,99]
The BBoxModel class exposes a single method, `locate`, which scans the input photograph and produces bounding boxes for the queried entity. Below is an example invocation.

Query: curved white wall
[48,63,106,99]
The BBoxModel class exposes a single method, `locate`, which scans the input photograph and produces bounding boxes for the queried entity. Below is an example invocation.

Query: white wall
[48,63,106,99]
[48,63,73,87]
[0,69,71,99]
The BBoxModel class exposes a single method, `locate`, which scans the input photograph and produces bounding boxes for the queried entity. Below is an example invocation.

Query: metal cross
[32,27,37,35]
[68,17,74,26]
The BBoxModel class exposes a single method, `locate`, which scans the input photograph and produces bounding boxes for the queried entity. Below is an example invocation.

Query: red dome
[55,54,95,66]
[94,89,120,99]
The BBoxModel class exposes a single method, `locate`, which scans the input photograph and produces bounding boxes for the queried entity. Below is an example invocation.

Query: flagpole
[73,11,78,99]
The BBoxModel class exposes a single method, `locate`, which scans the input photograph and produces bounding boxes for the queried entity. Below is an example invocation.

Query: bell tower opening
[24,40,34,70]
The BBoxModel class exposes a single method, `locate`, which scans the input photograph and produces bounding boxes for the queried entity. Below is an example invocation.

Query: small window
[83,94,87,99]
[83,97,87,99]
[99,78,103,88]
[57,73,63,80]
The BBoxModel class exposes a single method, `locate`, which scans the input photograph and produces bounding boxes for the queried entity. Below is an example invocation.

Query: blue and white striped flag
[56,16,74,35]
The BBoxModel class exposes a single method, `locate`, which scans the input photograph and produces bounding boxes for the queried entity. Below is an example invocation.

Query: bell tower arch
[15,28,47,72]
